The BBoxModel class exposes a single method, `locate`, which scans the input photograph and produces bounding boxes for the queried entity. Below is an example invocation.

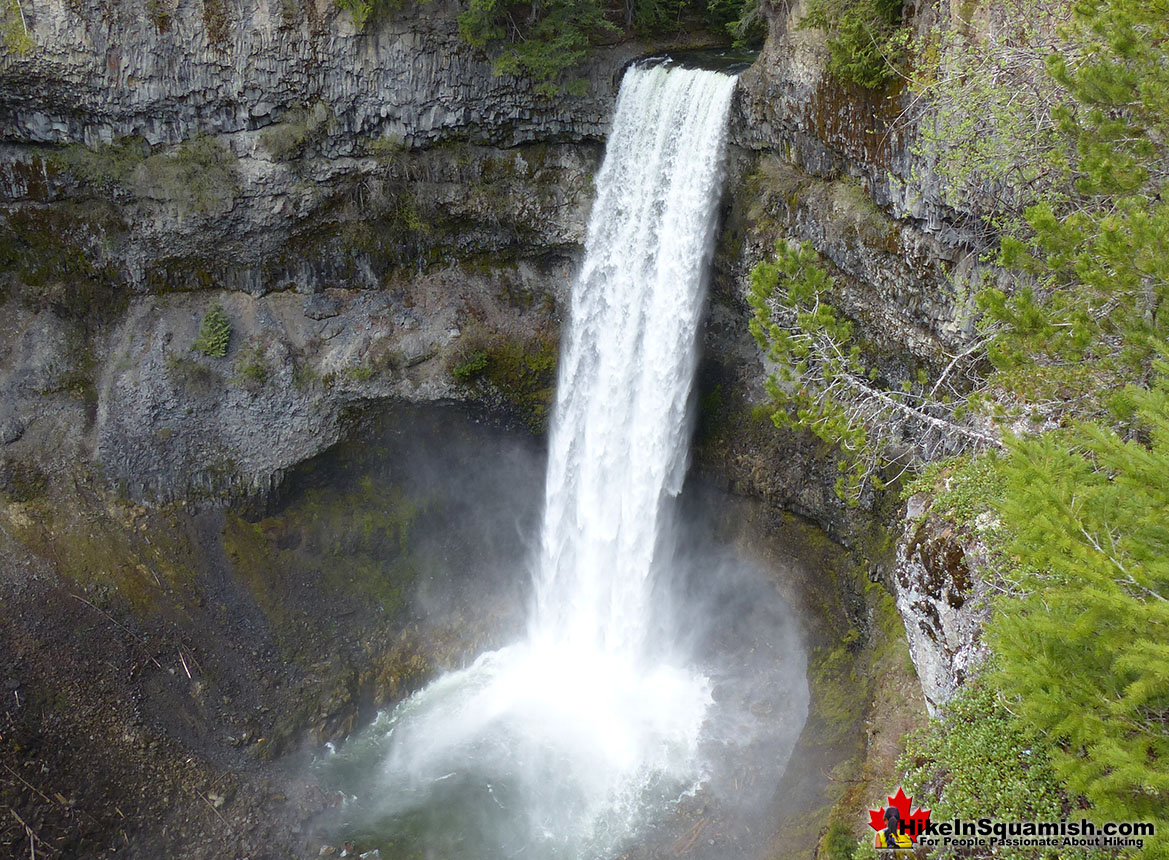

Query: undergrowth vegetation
[459,0,764,95]
[56,136,240,216]
[449,332,558,431]
[331,0,764,95]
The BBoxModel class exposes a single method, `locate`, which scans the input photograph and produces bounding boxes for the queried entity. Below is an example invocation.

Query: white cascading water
[531,64,737,657]
[324,64,741,858]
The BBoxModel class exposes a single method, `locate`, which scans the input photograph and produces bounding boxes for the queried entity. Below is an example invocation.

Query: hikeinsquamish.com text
[915,818,1154,852]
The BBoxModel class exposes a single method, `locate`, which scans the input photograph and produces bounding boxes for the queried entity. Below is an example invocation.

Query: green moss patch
[449,332,558,432]
[1,484,200,615]
[0,204,126,317]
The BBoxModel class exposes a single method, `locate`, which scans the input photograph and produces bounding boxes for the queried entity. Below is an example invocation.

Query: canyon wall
[0,0,637,501]
[701,0,994,708]
[0,0,991,712]
[0,0,999,853]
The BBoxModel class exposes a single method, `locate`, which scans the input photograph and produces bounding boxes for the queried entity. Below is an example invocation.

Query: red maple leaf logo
[867,786,931,844]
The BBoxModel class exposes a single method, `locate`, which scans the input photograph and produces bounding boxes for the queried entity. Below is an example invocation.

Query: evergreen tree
[991,377,1169,850]
[981,0,1169,422]
[747,239,994,503]
[979,3,1169,848]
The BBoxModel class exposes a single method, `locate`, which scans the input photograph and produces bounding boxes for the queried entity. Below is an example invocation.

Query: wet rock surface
[0,0,629,148]
[0,403,542,858]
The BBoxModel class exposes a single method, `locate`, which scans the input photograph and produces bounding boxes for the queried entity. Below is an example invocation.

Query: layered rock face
[0,0,991,712]
[700,0,996,704]
[0,137,589,499]
[0,0,626,147]
[0,0,627,295]
[725,0,979,368]
[700,12,978,534]
[894,493,991,714]
[0,0,628,501]
[0,13,625,854]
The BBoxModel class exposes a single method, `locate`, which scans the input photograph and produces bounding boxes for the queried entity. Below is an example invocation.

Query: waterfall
[531,65,739,658]
[321,63,742,860]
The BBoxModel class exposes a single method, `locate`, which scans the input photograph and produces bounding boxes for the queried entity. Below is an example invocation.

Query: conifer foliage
[992,379,1169,836]
[747,239,994,503]
[962,0,1169,848]
[983,0,1169,420]
[749,0,1169,846]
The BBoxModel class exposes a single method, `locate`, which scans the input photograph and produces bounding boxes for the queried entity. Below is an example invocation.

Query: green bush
[133,137,239,214]
[898,679,1096,860]
[58,136,238,215]
[901,452,1006,525]
[451,350,489,382]
[336,0,404,29]
[194,304,231,358]
[344,363,376,382]
[2,0,34,54]
[56,137,151,190]
[801,0,908,90]
[822,820,858,860]
[260,103,333,160]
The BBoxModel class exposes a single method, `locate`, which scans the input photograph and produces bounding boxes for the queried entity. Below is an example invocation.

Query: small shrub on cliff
[2,0,34,54]
[336,0,404,29]
[146,0,174,31]
[747,238,993,503]
[448,334,557,430]
[132,137,239,215]
[56,137,151,191]
[452,350,489,382]
[901,452,1005,527]
[260,103,334,160]
[233,341,271,390]
[202,0,230,43]
[57,137,238,215]
[801,0,909,90]
[194,304,231,358]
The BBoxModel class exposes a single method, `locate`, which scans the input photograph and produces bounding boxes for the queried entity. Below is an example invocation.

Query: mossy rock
[0,204,127,319]
[449,332,559,432]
